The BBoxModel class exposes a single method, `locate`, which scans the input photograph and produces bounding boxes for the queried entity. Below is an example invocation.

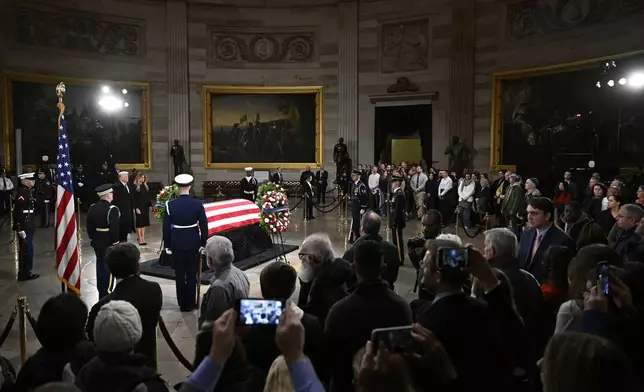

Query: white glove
[199,247,206,255]
[18,231,26,239]
[360,209,365,215]
[78,182,84,187]
[165,248,172,255]
[135,208,141,214]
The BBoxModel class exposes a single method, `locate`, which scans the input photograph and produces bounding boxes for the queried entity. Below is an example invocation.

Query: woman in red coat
[553,181,573,224]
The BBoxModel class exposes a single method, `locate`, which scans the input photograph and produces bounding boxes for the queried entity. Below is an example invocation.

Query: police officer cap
[391,175,404,182]
[95,183,113,196]
[351,169,361,176]
[18,172,36,180]
[174,174,194,187]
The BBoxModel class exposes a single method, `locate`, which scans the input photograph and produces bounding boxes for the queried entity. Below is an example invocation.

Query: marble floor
[0,207,481,385]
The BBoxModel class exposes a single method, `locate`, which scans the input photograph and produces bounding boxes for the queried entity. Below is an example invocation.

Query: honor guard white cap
[174,174,194,186]
[245,167,253,172]
[18,172,36,180]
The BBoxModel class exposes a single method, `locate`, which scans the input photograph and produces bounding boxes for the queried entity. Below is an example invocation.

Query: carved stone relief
[379,18,429,74]
[387,77,420,93]
[207,28,316,66]
[507,0,644,41]
[11,6,144,57]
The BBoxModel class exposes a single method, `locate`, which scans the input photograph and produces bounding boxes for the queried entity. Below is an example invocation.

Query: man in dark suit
[518,197,576,283]
[326,239,412,392]
[111,171,134,242]
[303,174,315,220]
[86,243,162,369]
[300,165,313,188]
[315,165,328,204]
[389,175,406,265]
[271,166,283,185]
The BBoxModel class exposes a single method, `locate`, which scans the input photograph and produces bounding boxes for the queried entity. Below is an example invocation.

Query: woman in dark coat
[134,172,152,245]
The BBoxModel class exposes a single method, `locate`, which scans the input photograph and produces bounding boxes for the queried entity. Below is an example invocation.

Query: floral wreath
[153,184,180,222]
[257,183,290,233]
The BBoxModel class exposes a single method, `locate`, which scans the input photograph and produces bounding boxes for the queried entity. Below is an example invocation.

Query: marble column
[448,0,475,147]
[166,1,190,167]
[338,1,359,164]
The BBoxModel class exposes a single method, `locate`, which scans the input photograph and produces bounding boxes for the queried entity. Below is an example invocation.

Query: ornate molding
[379,17,430,74]
[207,27,317,67]
[386,77,420,93]
[506,0,644,41]
[11,5,145,58]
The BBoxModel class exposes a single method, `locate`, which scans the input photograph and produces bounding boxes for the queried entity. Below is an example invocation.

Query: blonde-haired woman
[133,172,151,245]
[264,355,309,392]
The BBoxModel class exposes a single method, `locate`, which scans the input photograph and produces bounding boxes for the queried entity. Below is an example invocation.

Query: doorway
[374,104,432,165]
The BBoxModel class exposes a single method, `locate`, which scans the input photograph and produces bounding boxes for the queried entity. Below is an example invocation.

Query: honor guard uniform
[240,167,258,202]
[14,172,38,281]
[163,174,208,312]
[349,169,369,243]
[35,169,53,228]
[389,176,406,265]
[86,184,121,298]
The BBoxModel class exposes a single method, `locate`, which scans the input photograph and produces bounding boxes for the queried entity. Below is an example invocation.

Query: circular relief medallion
[287,37,312,62]
[215,36,240,62]
[252,37,276,61]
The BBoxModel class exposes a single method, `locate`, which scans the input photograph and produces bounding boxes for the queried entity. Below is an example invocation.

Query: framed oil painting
[3,72,151,170]
[203,85,323,169]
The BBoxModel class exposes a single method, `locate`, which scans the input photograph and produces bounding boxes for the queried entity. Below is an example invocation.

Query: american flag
[204,199,261,237]
[55,109,81,294]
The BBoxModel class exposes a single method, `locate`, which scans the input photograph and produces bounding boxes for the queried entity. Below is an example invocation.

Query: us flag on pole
[55,109,81,294]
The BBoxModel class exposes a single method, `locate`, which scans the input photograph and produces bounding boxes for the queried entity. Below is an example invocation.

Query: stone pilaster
[166,1,190,172]
[448,0,476,147]
[338,1,359,163]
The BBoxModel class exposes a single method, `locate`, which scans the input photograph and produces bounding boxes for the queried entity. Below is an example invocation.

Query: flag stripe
[204,199,261,236]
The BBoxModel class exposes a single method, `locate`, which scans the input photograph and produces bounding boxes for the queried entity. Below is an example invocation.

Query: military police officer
[86,184,121,298]
[35,168,53,228]
[349,169,369,244]
[240,167,258,202]
[14,172,38,281]
[389,175,406,265]
[163,174,209,312]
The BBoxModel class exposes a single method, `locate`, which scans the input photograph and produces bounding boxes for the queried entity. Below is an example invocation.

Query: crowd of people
[4,163,644,392]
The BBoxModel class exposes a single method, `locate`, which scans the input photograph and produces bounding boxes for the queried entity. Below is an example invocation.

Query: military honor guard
[35,168,54,228]
[13,172,38,281]
[86,184,121,298]
[349,169,369,244]
[112,171,134,242]
[163,174,209,312]
[389,175,406,265]
[240,167,258,202]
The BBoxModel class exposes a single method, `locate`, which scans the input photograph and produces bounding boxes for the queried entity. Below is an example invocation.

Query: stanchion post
[454,207,460,236]
[18,297,27,365]
[302,195,307,223]
[386,192,391,230]
[196,252,203,308]
[11,197,19,278]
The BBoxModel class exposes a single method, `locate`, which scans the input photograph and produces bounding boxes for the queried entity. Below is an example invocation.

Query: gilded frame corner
[202,85,324,170]
[2,71,152,171]
[488,49,644,172]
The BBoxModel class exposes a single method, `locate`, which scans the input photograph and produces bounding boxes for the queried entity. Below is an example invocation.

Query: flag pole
[56,82,66,294]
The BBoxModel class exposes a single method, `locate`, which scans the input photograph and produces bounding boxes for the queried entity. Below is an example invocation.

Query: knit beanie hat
[93,300,142,353]
[526,177,539,188]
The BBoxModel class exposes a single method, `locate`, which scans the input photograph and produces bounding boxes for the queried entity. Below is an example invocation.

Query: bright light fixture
[619,78,627,85]
[628,72,644,89]
[98,95,124,112]
[596,81,601,88]
[122,89,128,95]
[101,85,110,93]
[607,80,615,87]
[124,102,130,108]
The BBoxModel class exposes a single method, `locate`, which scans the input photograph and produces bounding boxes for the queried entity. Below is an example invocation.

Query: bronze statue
[333,137,350,174]
[444,136,471,175]
[170,139,186,177]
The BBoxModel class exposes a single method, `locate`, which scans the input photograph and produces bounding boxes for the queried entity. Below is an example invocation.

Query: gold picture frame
[202,85,324,170]
[2,71,152,170]
[488,49,644,171]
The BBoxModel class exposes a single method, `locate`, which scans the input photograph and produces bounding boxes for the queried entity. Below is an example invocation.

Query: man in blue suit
[163,174,209,311]
[518,197,576,283]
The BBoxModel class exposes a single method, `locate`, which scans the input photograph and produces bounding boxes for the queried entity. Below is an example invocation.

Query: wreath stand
[261,205,289,264]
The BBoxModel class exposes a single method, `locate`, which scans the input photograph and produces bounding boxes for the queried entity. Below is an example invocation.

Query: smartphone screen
[371,326,414,352]
[437,247,470,269]
[597,264,610,296]
[236,299,284,326]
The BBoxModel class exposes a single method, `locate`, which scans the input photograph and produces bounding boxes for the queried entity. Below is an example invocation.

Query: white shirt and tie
[438,177,453,198]
[0,176,14,192]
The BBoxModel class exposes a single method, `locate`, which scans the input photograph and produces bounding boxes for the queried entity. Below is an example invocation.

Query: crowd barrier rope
[158,316,194,372]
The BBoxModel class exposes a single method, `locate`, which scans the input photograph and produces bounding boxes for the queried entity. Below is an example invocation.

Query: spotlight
[101,85,110,93]
[596,81,601,88]
[98,95,124,112]
[122,89,128,95]
[124,102,130,108]
[628,72,644,89]
[607,80,615,87]
[619,78,627,85]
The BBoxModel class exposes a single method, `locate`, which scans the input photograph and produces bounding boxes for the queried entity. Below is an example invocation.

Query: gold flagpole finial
[56,82,66,99]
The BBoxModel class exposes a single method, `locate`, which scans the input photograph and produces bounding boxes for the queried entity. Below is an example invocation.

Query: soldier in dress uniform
[96,161,114,186]
[163,174,209,312]
[349,169,369,244]
[240,167,258,202]
[13,172,38,281]
[35,168,53,228]
[73,164,89,211]
[86,184,120,298]
[389,175,406,266]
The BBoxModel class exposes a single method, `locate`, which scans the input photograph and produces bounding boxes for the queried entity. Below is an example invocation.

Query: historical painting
[492,51,644,187]
[379,18,429,74]
[4,73,150,170]
[203,86,323,169]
